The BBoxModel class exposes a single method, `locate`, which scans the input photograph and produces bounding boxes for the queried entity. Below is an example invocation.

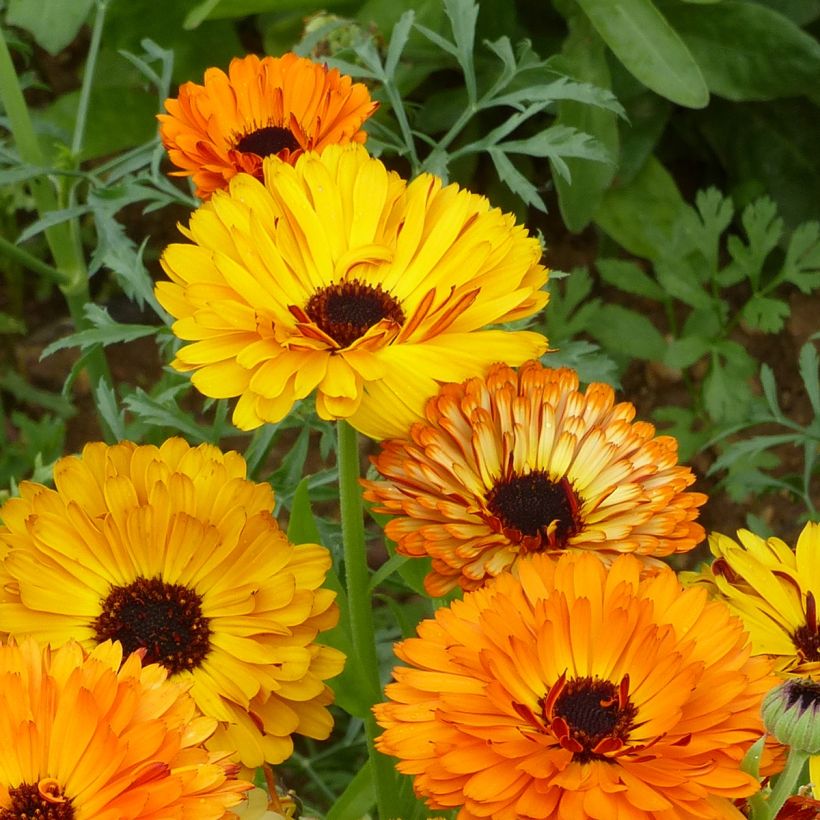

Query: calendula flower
[156,144,549,439]
[684,522,820,678]
[0,439,344,768]
[0,637,250,819]
[362,361,706,595]
[374,552,773,819]
[158,52,377,199]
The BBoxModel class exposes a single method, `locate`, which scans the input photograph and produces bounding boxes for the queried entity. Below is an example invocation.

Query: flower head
[684,522,820,679]
[763,677,820,753]
[0,637,250,819]
[374,552,773,819]
[157,144,549,439]
[158,53,377,199]
[0,438,344,767]
[362,361,706,595]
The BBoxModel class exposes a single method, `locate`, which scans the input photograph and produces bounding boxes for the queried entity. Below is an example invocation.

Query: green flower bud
[763,678,820,753]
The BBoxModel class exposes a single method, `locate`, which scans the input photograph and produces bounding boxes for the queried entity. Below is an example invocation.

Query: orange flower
[374,552,774,820]
[0,637,250,819]
[362,361,706,595]
[158,52,377,199]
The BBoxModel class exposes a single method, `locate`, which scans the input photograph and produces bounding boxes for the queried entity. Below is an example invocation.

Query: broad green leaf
[617,93,672,186]
[744,0,820,27]
[740,295,790,333]
[326,761,375,820]
[553,17,619,231]
[596,258,666,300]
[665,1,820,101]
[574,0,709,107]
[664,337,710,369]
[596,156,690,260]
[586,305,666,361]
[7,0,94,55]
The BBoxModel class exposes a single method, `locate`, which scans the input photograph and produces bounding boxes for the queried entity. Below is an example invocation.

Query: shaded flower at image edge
[0,438,344,768]
[374,551,774,819]
[363,361,706,595]
[156,143,549,440]
[0,638,250,819]
[159,52,377,199]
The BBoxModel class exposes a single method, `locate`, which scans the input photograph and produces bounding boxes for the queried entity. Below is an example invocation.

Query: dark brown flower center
[92,577,211,675]
[783,678,820,712]
[485,471,580,548]
[235,125,300,158]
[305,279,405,348]
[0,780,74,819]
[793,591,820,663]
[543,674,636,763]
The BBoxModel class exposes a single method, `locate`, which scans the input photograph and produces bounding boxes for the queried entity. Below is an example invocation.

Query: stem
[336,420,402,819]
[768,748,809,818]
[72,0,109,157]
[0,233,65,284]
[382,81,420,174]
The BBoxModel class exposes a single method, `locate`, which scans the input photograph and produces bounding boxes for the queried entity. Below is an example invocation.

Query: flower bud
[763,678,820,753]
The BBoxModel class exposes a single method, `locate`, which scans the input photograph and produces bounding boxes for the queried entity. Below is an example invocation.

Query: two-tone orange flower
[157,144,549,439]
[0,438,344,768]
[0,638,250,819]
[363,361,706,595]
[158,52,377,199]
[374,552,773,820]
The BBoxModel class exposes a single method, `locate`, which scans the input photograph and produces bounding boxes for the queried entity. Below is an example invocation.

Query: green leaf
[384,10,415,78]
[799,342,820,415]
[728,197,783,290]
[586,305,666,361]
[652,405,710,461]
[487,149,547,212]
[444,0,479,101]
[553,17,619,231]
[781,221,820,293]
[664,336,710,369]
[596,258,665,300]
[595,156,690,260]
[746,0,820,26]
[326,760,375,820]
[541,341,620,386]
[0,312,26,335]
[741,295,790,333]
[666,1,820,100]
[759,363,785,419]
[703,355,752,422]
[574,0,709,107]
[7,0,95,55]
[94,381,128,442]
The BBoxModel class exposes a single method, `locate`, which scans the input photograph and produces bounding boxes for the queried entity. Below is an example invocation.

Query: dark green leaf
[728,197,782,290]
[40,308,160,359]
[746,0,820,25]
[540,341,620,386]
[95,381,128,441]
[586,305,666,360]
[596,258,665,299]
[575,0,709,107]
[759,363,785,419]
[326,761,375,820]
[703,355,753,422]
[487,149,547,212]
[781,221,820,293]
[799,342,820,415]
[654,259,714,310]
[741,295,790,333]
[7,0,94,55]
[652,405,711,461]
[664,337,710,369]
[666,1,820,101]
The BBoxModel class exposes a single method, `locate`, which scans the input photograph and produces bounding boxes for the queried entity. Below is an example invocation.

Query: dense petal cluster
[159,53,377,199]
[156,144,549,439]
[684,522,820,678]
[0,638,250,819]
[374,552,774,820]
[0,438,344,767]
[363,361,706,595]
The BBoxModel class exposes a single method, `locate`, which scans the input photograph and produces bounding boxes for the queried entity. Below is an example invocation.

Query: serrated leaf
[728,197,783,290]
[759,363,784,418]
[781,221,820,293]
[444,0,479,100]
[694,187,734,273]
[541,341,620,386]
[703,356,753,422]
[664,336,710,369]
[596,258,665,299]
[487,149,547,211]
[40,311,160,359]
[741,295,790,333]
[384,10,414,79]
[574,0,709,107]
[665,1,820,101]
[586,305,666,361]
[500,126,610,166]
[7,0,95,55]
[654,259,715,310]
[95,381,128,441]
[799,342,820,415]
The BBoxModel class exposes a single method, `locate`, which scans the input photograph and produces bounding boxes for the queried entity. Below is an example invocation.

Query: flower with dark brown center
[793,592,820,664]
[92,577,211,675]
[303,279,405,348]
[235,125,301,160]
[0,780,74,820]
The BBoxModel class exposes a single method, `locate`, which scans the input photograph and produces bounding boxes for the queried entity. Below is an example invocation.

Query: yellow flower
[0,637,250,819]
[684,522,820,678]
[374,552,773,819]
[0,438,344,768]
[158,53,377,199]
[156,143,549,439]
[362,361,707,595]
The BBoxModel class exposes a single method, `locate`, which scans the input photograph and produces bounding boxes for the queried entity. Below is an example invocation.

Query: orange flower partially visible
[157,144,549,439]
[363,361,706,595]
[0,438,344,768]
[374,552,774,820]
[158,52,377,199]
[0,637,250,820]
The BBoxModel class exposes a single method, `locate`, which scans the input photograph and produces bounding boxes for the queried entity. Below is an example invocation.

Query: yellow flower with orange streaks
[158,52,377,199]
[0,438,344,768]
[156,144,549,439]
[0,637,250,819]
[362,361,706,595]
[374,552,774,820]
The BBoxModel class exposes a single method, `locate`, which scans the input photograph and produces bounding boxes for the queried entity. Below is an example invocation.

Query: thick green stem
[0,17,113,437]
[336,420,402,819]
[0,233,64,284]
[767,748,809,818]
